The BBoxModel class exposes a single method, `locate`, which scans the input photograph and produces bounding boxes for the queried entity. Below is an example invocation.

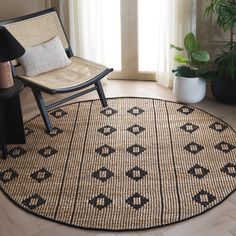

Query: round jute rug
[0,97,235,231]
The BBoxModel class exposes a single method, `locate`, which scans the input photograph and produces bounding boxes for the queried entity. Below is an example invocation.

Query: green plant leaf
[201,71,219,80]
[195,41,201,51]
[172,66,214,79]
[171,32,211,77]
[174,55,189,64]
[204,0,236,32]
[170,44,184,51]
[172,66,198,78]
[215,44,236,79]
[192,51,210,62]
[184,32,197,53]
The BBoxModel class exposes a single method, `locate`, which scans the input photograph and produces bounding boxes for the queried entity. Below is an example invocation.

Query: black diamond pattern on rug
[180,123,199,134]
[126,166,147,181]
[1,98,236,231]
[209,122,228,133]
[184,142,204,155]
[89,194,112,210]
[177,106,195,115]
[24,127,34,136]
[215,141,235,153]
[193,190,216,207]
[127,124,145,135]
[221,163,236,178]
[92,167,114,182]
[188,164,209,179]
[30,168,52,183]
[127,106,145,116]
[22,194,46,210]
[0,168,18,184]
[127,144,146,156]
[50,108,67,119]
[95,144,115,157]
[38,146,58,158]
[126,193,149,210]
[8,147,26,159]
[98,125,116,136]
[45,127,63,137]
[100,107,118,117]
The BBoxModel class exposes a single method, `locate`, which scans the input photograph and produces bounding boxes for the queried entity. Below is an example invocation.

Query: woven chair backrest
[2,10,69,50]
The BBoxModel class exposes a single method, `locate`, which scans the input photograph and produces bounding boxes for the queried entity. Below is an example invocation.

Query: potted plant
[171,32,210,104]
[205,0,236,104]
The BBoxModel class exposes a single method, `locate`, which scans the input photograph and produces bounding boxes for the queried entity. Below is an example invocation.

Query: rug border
[0,96,235,232]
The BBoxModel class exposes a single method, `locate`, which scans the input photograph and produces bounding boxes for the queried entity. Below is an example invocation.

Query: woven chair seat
[19,56,107,92]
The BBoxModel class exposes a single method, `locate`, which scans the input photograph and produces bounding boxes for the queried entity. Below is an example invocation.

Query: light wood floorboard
[0,80,236,236]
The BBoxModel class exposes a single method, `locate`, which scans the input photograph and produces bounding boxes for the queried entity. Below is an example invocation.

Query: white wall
[0,0,46,21]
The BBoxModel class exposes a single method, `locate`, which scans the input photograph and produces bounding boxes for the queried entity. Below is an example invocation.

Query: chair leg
[1,144,7,159]
[96,80,108,107]
[32,89,53,133]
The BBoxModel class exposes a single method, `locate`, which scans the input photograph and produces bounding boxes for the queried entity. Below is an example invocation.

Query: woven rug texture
[0,97,235,231]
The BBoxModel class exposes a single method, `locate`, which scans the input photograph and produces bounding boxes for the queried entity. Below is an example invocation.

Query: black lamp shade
[0,26,25,62]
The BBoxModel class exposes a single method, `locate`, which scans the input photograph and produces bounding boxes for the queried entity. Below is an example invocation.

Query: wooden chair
[0,8,113,132]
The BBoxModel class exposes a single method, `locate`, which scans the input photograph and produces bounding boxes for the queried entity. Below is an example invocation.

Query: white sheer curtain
[59,0,194,88]
[59,0,120,69]
[155,0,194,88]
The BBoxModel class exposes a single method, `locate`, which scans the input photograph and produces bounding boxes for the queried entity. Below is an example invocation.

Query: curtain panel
[59,0,195,88]
[155,0,194,88]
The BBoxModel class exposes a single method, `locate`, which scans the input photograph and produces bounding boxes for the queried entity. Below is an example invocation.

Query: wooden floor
[0,80,236,236]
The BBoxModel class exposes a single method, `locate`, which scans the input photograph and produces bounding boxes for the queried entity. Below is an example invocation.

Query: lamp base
[0,61,14,89]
